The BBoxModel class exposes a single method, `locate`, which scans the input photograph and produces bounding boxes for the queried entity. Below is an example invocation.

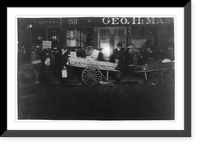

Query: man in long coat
[60,47,69,85]
[110,42,125,83]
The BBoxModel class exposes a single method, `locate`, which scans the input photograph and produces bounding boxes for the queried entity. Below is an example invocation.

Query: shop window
[49,29,59,50]
[31,28,46,54]
[128,26,158,50]
[113,27,126,49]
[99,28,111,58]
[84,28,94,46]
[159,26,174,51]
[66,28,94,47]
[98,27,126,60]
[66,29,79,47]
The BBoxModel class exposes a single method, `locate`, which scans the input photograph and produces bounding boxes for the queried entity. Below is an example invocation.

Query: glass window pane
[113,27,126,49]
[99,28,111,59]
[66,29,81,47]
[66,28,94,47]
[83,28,94,46]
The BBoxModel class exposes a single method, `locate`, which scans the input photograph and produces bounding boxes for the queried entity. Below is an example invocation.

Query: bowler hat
[117,42,122,47]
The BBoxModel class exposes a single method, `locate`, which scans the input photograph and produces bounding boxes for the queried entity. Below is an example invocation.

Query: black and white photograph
[17,16,175,120]
[4,5,192,138]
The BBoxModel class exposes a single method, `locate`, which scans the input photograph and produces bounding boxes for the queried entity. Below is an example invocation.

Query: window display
[66,28,94,47]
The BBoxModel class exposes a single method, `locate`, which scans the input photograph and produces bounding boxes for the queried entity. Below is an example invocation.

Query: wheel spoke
[89,69,94,75]
[82,67,102,86]
[20,69,26,75]
[87,78,92,84]
[83,72,91,77]
[83,70,89,74]
[92,78,98,84]
[84,69,91,74]
[82,73,89,79]
[161,69,174,85]
[83,76,91,83]
[95,73,101,78]
[20,68,27,75]
[18,67,38,84]
[94,70,100,76]
[27,67,31,74]
[29,68,36,75]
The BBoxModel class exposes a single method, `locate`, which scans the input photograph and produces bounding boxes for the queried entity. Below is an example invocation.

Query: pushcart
[69,57,119,86]
[18,59,42,85]
[134,61,175,85]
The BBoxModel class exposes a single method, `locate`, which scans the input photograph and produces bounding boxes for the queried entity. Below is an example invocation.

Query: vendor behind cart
[76,46,86,58]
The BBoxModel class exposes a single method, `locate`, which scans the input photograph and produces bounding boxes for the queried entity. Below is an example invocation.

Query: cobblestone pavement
[17,76,174,120]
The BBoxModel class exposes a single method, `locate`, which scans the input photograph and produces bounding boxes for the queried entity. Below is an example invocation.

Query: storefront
[61,17,174,59]
[18,17,174,61]
[29,18,62,51]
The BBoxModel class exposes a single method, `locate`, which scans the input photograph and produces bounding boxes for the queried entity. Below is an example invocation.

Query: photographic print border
[1,1,192,138]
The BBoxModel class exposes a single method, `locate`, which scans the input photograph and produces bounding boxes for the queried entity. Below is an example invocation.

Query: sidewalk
[37,74,153,86]
[60,75,145,85]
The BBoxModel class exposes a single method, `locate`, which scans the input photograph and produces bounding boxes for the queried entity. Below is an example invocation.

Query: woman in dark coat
[41,49,53,85]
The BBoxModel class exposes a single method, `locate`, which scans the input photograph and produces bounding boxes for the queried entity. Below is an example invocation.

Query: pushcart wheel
[82,67,102,86]
[151,70,162,83]
[18,67,38,84]
[161,69,175,85]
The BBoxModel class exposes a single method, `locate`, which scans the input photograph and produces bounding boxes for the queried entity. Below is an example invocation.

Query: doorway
[97,27,127,60]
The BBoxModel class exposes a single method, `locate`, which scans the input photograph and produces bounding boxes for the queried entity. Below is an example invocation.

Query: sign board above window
[62,17,174,27]
[29,18,61,27]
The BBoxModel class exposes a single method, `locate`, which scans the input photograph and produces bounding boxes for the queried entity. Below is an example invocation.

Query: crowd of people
[109,42,174,83]
[39,46,88,86]
[18,41,174,85]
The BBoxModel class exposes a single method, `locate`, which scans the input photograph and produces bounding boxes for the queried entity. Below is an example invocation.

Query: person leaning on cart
[60,47,69,86]
[110,42,125,84]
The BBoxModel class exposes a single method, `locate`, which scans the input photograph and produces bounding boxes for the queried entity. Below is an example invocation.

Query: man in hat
[124,43,135,76]
[60,47,69,86]
[110,42,125,83]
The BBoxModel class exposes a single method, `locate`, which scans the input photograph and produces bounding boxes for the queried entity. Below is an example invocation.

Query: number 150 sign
[68,19,78,25]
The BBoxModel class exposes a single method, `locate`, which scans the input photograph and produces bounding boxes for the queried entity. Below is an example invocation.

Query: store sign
[32,18,60,26]
[42,41,52,50]
[68,19,78,25]
[35,20,60,25]
[102,17,173,25]
[62,17,174,27]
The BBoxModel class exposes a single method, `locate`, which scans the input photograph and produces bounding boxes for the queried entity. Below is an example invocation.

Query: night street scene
[17,17,175,120]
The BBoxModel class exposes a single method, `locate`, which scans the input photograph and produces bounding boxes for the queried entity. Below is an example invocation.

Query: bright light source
[27,24,32,28]
[38,37,42,40]
[52,36,57,40]
[100,43,110,57]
